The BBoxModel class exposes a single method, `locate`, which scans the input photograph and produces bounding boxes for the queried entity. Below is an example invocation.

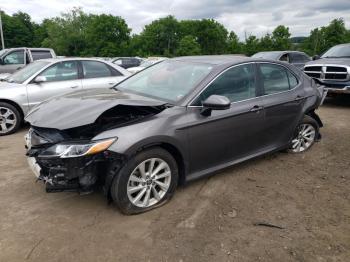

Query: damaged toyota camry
[25,56,326,214]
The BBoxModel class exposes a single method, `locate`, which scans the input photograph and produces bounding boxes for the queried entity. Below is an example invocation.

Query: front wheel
[0,102,22,136]
[110,147,178,215]
[289,116,319,153]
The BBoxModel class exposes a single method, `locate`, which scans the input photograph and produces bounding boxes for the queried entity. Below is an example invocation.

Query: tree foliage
[176,35,201,56]
[0,9,349,57]
[271,25,291,50]
[302,18,350,55]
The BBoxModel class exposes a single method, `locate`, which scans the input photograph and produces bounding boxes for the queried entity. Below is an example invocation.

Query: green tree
[128,34,146,56]
[42,8,90,56]
[259,33,273,51]
[227,31,242,54]
[82,14,130,56]
[271,25,291,50]
[139,15,180,56]
[0,11,36,47]
[195,19,228,54]
[176,35,201,56]
[41,8,130,56]
[32,19,54,47]
[302,18,350,55]
[244,35,260,56]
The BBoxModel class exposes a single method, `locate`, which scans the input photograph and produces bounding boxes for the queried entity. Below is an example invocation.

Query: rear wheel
[289,116,319,153]
[0,102,22,136]
[110,147,178,215]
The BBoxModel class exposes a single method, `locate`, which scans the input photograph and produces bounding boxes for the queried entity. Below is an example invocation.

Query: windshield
[322,45,350,58]
[252,52,280,60]
[117,60,213,103]
[7,61,50,84]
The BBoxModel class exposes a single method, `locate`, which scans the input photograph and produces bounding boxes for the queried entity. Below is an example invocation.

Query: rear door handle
[294,95,305,101]
[70,85,79,89]
[250,105,264,112]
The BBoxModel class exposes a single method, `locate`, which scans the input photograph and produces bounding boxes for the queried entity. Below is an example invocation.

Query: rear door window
[82,61,119,78]
[259,64,291,95]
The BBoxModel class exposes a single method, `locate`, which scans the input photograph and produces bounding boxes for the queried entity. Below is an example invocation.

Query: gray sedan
[0,58,131,135]
[25,56,325,214]
[252,51,311,69]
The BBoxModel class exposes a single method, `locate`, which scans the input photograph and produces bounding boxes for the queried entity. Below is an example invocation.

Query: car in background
[304,43,350,95]
[252,51,311,69]
[0,58,131,135]
[127,57,167,74]
[112,57,142,69]
[0,47,56,74]
[24,56,325,214]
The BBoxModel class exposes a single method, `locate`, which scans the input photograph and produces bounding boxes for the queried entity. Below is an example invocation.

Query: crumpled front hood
[25,88,166,130]
[306,58,350,67]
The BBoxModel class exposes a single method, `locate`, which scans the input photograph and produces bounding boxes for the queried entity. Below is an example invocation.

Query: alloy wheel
[127,158,171,208]
[290,123,316,153]
[0,107,17,134]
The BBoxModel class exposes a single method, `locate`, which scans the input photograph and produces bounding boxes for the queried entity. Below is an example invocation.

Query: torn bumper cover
[25,129,123,193]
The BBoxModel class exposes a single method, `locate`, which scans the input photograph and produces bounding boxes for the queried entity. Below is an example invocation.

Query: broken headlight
[38,138,117,158]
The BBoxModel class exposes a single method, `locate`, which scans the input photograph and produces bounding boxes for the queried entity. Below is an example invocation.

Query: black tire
[110,147,179,215]
[288,115,319,153]
[0,102,22,136]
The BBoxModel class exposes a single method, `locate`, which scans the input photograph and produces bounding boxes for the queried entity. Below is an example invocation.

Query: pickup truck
[304,43,350,95]
[0,47,56,74]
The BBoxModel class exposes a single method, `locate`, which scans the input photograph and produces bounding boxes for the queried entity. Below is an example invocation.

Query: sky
[1,0,349,39]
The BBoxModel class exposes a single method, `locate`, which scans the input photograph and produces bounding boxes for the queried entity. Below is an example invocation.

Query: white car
[0,58,131,135]
[127,57,167,74]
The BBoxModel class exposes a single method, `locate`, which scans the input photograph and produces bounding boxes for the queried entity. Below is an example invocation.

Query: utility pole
[0,8,5,49]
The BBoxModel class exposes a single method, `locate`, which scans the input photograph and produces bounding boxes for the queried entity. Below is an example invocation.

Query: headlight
[39,138,116,158]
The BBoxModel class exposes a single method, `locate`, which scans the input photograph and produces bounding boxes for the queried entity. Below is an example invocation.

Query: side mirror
[201,95,231,116]
[312,55,320,61]
[34,76,47,84]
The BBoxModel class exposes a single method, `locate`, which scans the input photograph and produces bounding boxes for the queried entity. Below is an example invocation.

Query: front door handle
[250,105,264,112]
[70,85,79,89]
[108,82,116,85]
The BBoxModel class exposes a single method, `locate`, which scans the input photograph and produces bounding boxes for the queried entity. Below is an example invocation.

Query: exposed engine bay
[25,104,167,194]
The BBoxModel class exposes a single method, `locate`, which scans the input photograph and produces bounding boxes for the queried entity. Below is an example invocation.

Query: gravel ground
[0,96,349,262]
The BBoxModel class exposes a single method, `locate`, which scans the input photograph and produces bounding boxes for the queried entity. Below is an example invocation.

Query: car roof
[256,51,306,54]
[333,43,350,47]
[6,47,53,51]
[113,57,140,60]
[34,57,131,75]
[38,57,115,63]
[171,55,250,65]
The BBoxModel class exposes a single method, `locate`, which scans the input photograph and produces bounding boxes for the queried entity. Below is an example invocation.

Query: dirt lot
[0,97,349,262]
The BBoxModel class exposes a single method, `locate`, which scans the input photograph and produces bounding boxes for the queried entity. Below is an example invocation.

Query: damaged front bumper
[25,130,123,194]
